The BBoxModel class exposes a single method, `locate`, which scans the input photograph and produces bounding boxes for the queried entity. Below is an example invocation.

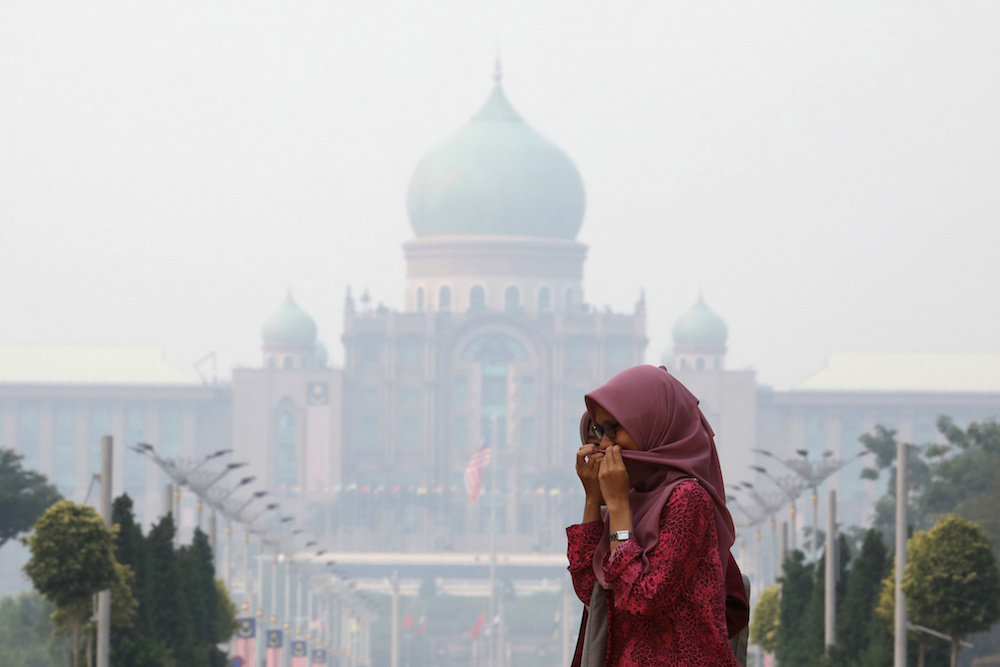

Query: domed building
[402,68,589,317]
[658,294,757,511]
[339,69,647,552]
[232,294,342,501]
[668,294,729,371]
[261,293,321,370]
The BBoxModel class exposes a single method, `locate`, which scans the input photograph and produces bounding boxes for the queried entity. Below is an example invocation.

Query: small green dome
[406,76,585,239]
[261,295,317,346]
[672,296,728,347]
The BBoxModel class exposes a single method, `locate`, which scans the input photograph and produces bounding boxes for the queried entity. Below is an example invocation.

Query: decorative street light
[749,463,806,551]
[753,448,868,562]
[727,490,769,596]
[736,482,788,586]
[132,443,240,546]
[187,462,249,528]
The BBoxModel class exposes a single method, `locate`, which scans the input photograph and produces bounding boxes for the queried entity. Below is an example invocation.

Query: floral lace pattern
[567,480,739,666]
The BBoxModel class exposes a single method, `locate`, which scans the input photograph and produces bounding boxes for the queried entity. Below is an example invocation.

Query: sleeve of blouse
[602,481,717,617]
[566,521,604,605]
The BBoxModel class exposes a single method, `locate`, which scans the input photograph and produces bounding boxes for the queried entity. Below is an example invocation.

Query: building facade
[1,75,999,570]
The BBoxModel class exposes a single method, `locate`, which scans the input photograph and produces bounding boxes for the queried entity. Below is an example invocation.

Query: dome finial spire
[493,43,502,85]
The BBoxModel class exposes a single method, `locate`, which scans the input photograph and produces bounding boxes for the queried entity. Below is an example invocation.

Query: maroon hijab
[583,365,749,637]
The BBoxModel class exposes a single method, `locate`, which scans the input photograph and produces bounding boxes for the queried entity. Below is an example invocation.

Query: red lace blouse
[566,479,740,666]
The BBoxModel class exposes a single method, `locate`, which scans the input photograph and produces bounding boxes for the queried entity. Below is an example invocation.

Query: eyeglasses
[590,422,620,441]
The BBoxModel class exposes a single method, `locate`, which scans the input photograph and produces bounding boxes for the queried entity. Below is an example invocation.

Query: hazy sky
[1,2,998,390]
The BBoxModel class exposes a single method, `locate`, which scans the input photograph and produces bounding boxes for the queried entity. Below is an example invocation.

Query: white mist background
[1,2,997,389]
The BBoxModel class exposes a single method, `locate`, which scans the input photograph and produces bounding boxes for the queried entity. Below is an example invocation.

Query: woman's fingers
[598,446,631,504]
[576,445,604,476]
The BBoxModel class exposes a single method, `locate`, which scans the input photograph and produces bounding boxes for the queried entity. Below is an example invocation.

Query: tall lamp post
[223,490,268,603]
[753,448,866,562]
[208,476,256,581]
[132,443,234,544]
[737,482,788,587]
[727,493,766,591]
[749,461,806,551]
[187,462,248,528]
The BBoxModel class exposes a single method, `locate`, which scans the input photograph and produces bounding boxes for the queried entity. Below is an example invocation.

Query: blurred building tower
[663,295,758,488]
[336,69,647,552]
[231,294,342,506]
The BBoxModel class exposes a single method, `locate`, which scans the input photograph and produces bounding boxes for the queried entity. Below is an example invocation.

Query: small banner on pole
[290,639,309,667]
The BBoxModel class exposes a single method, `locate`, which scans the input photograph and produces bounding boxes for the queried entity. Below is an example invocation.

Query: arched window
[283,355,294,370]
[504,286,520,313]
[439,285,452,312]
[416,287,425,313]
[268,356,276,369]
[565,288,574,311]
[696,357,705,371]
[714,358,721,370]
[538,287,551,312]
[680,359,689,370]
[469,285,486,311]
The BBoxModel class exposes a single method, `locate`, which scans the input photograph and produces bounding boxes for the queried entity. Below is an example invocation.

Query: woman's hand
[576,444,605,502]
[598,445,631,511]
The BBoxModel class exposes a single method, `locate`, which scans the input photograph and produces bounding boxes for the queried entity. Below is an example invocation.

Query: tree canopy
[109,495,236,667]
[832,529,887,666]
[775,549,816,665]
[0,449,61,550]
[904,514,1000,667]
[750,585,780,654]
[23,500,116,667]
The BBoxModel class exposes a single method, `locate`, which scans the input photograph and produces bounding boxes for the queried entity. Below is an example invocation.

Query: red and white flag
[469,611,484,638]
[233,618,256,667]
[464,431,492,505]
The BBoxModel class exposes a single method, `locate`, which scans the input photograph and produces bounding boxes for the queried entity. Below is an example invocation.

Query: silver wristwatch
[610,530,633,542]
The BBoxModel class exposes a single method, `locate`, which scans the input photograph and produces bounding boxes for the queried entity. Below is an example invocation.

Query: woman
[567,365,748,666]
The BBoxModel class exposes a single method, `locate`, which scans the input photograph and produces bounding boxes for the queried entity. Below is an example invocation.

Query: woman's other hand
[598,445,631,510]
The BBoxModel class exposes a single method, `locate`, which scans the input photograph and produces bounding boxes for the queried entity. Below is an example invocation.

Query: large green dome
[406,76,585,239]
[672,296,728,347]
[261,295,317,346]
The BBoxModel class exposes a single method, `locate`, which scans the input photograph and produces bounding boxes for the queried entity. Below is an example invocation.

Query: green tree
[859,427,933,541]
[776,549,815,665]
[874,566,949,667]
[903,514,1000,667]
[177,528,236,667]
[0,449,61,550]
[51,559,137,665]
[832,529,888,666]
[23,500,115,667]
[145,514,194,659]
[750,585,780,654]
[108,494,176,666]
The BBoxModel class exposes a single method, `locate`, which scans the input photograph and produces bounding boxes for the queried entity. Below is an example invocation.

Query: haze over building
[1,72,999,598]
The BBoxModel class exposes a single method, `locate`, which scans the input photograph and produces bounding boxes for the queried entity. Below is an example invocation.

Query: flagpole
[488,416,498,667]
[390,571,400,667]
